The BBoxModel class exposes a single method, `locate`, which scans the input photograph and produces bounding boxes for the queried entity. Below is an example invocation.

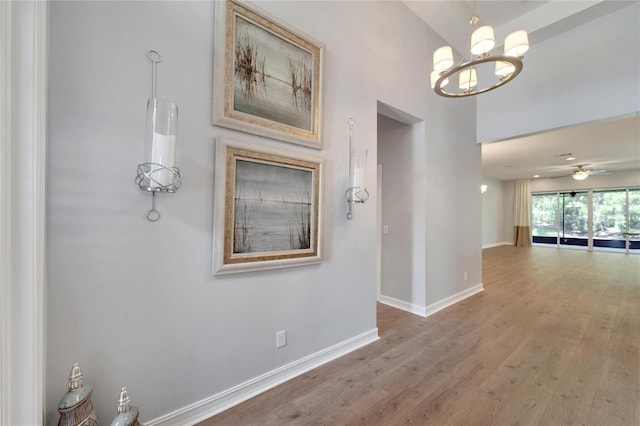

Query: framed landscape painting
[213,0,324,149]
[213,138,324,275]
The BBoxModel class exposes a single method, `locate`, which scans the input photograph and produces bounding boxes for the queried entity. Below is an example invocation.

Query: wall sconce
[135,50,181,221]
[481,184,488,194]
[345,116,369,220]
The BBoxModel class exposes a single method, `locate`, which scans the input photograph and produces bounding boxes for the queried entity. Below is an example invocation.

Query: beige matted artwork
[212,0,324,149]
[213,138,324,275]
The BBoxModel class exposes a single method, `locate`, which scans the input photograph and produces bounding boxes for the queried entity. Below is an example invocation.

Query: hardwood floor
[198,246,640,425]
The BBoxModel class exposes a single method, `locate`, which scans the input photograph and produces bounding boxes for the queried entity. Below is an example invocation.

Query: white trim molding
[379,295,427,317]
[0,1,48,424]
[144,329,379,426]
[380,283,484,318]
[482,242,513,249]
[424,284,484,317]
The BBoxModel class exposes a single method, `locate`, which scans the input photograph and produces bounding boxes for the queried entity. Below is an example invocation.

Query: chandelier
[431,8,529,98]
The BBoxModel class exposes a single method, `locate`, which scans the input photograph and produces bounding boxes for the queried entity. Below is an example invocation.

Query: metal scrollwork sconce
[345,115,369,220]
[135,50,181,221]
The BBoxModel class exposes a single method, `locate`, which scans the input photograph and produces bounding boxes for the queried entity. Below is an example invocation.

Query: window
[532,193,557,244]
[560,191,588,246]
[593,189,627,248]
[531,187,639,253]
[629,188,640,250]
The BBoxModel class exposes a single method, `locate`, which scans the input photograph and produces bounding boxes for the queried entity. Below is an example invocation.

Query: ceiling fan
[569,164,610,181]
[548,164,610,180]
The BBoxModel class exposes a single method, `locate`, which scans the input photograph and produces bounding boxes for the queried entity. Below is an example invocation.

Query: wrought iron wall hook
[147,50,162,98]
[346,116,355,220]
[147,192,161,222]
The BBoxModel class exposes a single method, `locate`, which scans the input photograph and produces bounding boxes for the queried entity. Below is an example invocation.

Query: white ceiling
[403,1,630,56]
[481,115,640,180]
[403,0,640,181]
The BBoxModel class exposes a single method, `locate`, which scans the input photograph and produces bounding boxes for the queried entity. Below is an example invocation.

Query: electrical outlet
[276,330,287,348]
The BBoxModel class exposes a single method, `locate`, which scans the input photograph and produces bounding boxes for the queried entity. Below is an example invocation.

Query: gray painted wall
[46,1,480,423]
[376,90,480,310]
[425,100,481,303]
[481,177,506,247]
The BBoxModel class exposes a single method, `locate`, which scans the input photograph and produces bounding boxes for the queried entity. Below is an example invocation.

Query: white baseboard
[144,328,380,426]
[380,283,484,318]
[482,242,512,249]
[379,295,427,317]
[424,283,484,317]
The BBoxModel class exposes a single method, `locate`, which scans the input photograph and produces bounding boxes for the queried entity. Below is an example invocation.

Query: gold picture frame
[213,138,324,275]
[213,0,325,149]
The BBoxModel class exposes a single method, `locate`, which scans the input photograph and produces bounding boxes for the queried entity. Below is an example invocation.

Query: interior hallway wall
[481,177,506,247]
[46,1,481,423]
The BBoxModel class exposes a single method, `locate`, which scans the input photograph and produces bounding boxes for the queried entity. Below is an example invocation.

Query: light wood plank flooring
[199,246,640,425]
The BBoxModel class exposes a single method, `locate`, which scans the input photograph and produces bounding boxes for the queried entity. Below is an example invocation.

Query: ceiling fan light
[572,170,589,180]
[433,46,454,72]
[505,30,529,57]
[495,60,515,77]
[459,67,477,90]
[430,70,449,89]
[471,25,495,55]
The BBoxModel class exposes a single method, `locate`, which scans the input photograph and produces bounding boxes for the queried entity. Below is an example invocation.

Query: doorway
[376,101,426,318]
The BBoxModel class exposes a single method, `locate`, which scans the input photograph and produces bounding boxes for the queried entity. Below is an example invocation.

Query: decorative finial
[68,362,84,391]
[110,386,141,426]
[58,362,97,425]
[117,387,131,414]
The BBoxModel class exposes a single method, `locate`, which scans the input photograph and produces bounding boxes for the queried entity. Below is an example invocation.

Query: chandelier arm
[434,55,523,98]
[464,28,475,93]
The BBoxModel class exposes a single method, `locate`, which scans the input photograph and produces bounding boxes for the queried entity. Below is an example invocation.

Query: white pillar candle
[353,168,364,190]
[350,148,367,190]
[150,132,176,188]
